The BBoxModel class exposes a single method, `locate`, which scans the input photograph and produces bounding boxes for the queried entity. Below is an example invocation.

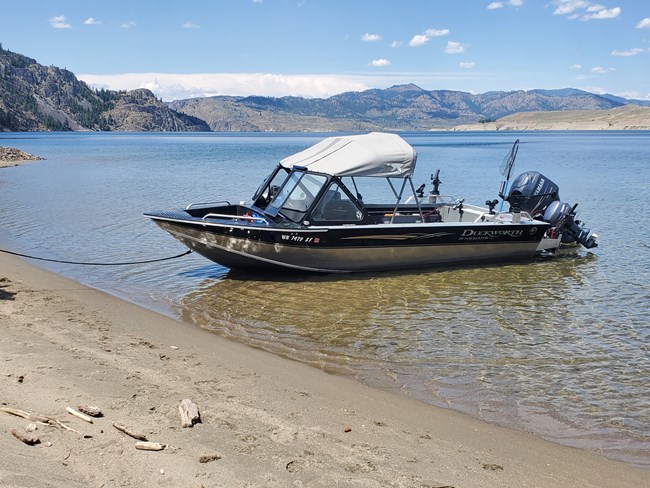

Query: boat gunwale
[146,211,550,233]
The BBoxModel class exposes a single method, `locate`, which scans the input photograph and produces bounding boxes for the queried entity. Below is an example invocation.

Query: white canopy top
[280,132,417,178]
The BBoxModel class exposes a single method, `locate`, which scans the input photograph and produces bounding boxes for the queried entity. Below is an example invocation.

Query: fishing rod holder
[429,170,442,203]
[485,199,499,214]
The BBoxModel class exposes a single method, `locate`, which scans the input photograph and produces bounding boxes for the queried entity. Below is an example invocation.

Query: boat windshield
[265,171,328,222]
[252,165,291,209]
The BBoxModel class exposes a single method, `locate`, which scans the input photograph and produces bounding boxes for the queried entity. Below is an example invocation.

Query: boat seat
[381,214,423,224]
[323,199,359,221]
[311,190,338,220]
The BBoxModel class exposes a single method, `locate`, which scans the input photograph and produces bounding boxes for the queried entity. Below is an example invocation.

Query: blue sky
[3,0,649,100]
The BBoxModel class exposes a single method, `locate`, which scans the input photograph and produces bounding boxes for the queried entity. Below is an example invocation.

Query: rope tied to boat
[0,248,192,266]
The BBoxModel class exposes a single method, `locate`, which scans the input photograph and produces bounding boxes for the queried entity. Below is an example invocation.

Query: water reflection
[180,249,598,354]
[175,249,649,467]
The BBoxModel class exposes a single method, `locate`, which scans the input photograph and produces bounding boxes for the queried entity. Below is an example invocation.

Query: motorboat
[145,132,597,273]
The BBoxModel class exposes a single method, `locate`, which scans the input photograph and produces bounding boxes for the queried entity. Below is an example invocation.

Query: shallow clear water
[1,131,648,468]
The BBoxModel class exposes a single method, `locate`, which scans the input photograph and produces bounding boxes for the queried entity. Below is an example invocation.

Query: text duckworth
[461,229,524,238]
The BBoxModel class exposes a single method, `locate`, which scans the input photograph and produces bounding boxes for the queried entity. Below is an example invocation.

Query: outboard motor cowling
[506,171,560,218]
[543,200,572,226]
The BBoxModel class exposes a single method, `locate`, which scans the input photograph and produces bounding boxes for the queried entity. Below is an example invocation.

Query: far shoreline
[445,104,650,132]
[1,126,650,137]
[0,104,648,137]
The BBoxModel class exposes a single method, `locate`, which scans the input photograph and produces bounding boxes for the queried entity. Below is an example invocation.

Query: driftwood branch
[199,452,222,463]
[1,407,83,435]
[112,422,148,441]
[0,407,50,424]
[135,441,166,451]
[66,406,93,423]
[50,418,83,435]
[178,399,201,428]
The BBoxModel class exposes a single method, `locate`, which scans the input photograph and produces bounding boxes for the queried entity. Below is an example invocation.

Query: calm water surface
[1,131,648,468]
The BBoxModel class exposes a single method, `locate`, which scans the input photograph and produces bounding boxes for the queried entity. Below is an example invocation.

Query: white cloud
[585,7,620,19]
[637,18,650,29]
[369,59,391,67]
[611,48,644,57]
[576,84,605,93]
[569,64,582,69]
[427,28,450,37]
[50,15,71,29]
[120,21,136,29]
[445,41,465,54]
[409,35,429,47]
[79,71,499,100]
[408,28,449,47]
[78,72,375,100]
[362,33,382,42]
[574,86,650,101]
[488,0,522,8]
[553,1,589,16]
[252,0,263,3]
[84,18,101,26]
[590,66,615,73]
[183,21,200,29]
[552,1,621,21]
[391,41,402,48]
[604,90,648,100]
[459,62,476,69]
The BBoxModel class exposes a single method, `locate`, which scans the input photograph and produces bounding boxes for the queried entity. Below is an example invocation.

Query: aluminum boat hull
[150,215,550,273]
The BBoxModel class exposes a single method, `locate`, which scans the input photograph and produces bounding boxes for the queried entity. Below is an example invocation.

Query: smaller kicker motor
[506,171,598,249]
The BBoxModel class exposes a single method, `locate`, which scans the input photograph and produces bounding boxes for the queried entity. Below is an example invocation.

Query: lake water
[1,131,648,469]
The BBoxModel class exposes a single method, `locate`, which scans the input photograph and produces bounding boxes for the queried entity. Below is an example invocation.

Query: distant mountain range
[1,46,648,132]
[170,84,650,132]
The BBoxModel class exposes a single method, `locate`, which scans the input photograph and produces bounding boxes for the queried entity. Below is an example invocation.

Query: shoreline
[0,146,44,168]
[0,251,647,486]
[446,105,650,131]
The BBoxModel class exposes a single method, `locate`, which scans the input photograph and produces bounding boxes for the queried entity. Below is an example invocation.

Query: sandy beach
[0,251,647,487]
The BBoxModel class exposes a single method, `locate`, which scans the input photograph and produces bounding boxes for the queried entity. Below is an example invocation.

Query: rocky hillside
[168,96,383,132]
[100,89,210,132]
[170,84,628,132]
[0,46,209,132]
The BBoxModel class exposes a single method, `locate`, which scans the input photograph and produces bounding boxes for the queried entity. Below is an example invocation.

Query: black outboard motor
[506,171,598,249]
[505,171,560,218]
[543,201,598,249]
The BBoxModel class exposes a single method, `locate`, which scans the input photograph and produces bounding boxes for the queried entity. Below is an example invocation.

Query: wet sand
[0,251,647,487]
